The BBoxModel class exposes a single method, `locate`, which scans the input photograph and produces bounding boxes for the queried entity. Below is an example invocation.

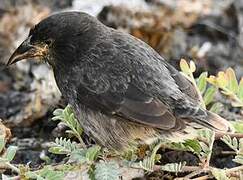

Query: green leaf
[231,101,243,107]
[221,135,238,152]
[25,171,45,180]
[0,135,5,153]
[230,121,243,133]
[86,146,101,162]
[94,161,120,180]
[69,149,87,163]
[139,157,154,171]
[199,142,210,157]
[233,155,243,165]
[216,71,227,88]
[209,102,223,114]
[226,68,238,93]
[49,137,78,155]
[211,168,229,180]
[5,146,18,162]
[198,129,215,159]
[207,75,217,86]
[220,90,233,96]
[238,78,243,101]
[239,139,243,154]
[140,140,164,171]
[49,146,69,155]
[184,139,202,154]
[203,86,217,106]
[52,105,84,145]
[197,72,208,94]
[189,61,196,73]
[169,139,201,155]
[122,148,138,161]
[39,166,65,180]
[26,166,65,180]
[52,108,64,117]
[160,162,186,175]
[180,59,190,75]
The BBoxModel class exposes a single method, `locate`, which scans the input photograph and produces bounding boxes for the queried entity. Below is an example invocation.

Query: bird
[7,11,230,151]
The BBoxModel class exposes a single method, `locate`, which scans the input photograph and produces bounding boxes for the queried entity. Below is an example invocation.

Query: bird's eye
[45,39,53,46]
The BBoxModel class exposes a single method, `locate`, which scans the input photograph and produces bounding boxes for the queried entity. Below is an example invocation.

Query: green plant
[178,59,243,179]
[0,135,19,176]
[25,166,65,180]
[94,161,120,180]
[180,59,223,110]
[49,137,79,155]
[197,129,215,167]
[180,59,207,108]
[138,140,164,171]
[167,139,202,155]
[50,105,120,179]
[52,105,85,146]
[207,68,243,107]
[221,135,243,164]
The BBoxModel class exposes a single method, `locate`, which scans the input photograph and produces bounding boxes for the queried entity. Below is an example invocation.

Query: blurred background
[0,0,243,169]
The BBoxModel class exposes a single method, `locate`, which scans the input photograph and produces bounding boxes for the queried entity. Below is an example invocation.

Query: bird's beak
[7,36,47,66]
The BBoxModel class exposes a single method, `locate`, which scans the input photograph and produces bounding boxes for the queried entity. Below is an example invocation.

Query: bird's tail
[196,111,231,132]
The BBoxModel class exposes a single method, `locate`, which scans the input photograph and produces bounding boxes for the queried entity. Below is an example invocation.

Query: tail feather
[195,111,231,132]
[206,111,231,132]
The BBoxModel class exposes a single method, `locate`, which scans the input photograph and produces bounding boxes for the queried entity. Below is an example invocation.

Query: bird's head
[7,12,98,67]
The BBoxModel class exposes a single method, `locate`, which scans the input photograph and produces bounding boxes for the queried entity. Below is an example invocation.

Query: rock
[97,1,243,78]
[0,120,11,142]
[0,4,61,127]
[63,163,145,180]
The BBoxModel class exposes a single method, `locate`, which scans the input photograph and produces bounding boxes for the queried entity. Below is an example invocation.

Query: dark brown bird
[7,12,230,150]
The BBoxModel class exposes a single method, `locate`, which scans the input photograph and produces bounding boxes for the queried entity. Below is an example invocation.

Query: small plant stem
[191,175,212,180]
[220,150,236,155]
[76,135,86,148]
[221,87,243,107]
[226,165,243,174]
[181,166,201,172]
[183,169,208,179]
[5,162,20,174]
[215,132,243,139]
[153,165,200,172]
[201,131,215,168]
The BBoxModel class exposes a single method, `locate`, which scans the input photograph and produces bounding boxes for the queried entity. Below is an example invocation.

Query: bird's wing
[103,85,180,130]
[75,31,227,131]
[75,36,192,130]
[165,64,199,101]
[77,81,184,130]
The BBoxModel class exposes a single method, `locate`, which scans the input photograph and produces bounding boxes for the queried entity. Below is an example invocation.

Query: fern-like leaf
[221,135,238,152]
[211,168,229,180]
[49,137,78,155]
[94,161,120,180]
[52,105,85,145]
[139,140,163,171]
[86,145,101,163]
[161,162,186,175]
